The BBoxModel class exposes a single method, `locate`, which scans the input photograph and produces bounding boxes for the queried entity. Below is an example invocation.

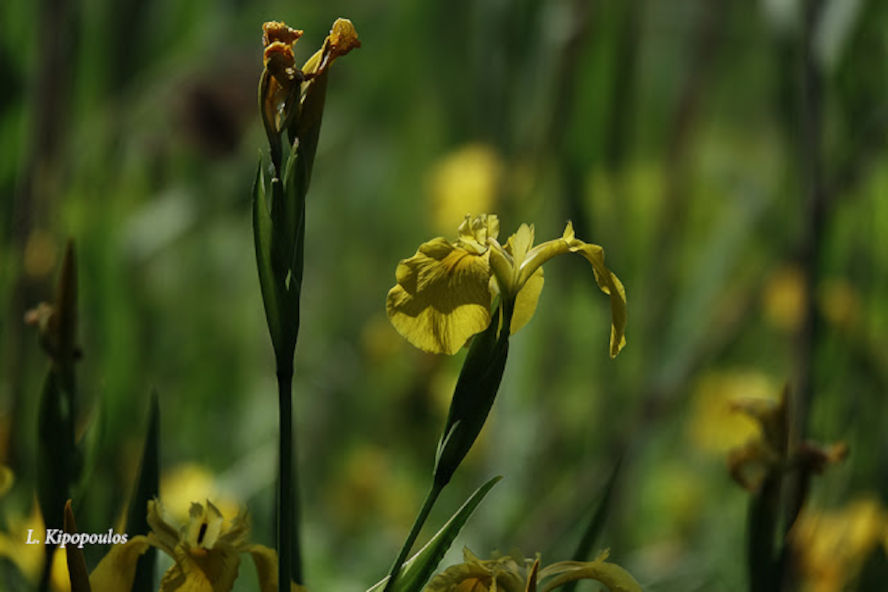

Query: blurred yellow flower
[24,229,59,278]
[0,463,12,497]
[791,496,888,592]
[79,499,299,592]
[426,548,641,592]
[0,498,73,591]
[161,463,241,523]
[327,445,417,533]
[360,313,406,362]
[146,499,250,591]
[818,277,860,329]
[386,214,626,357]
[725,386,847,493]
[763,265,806,332]
[427,144,503,234]
[640,462,706,538]
[687,370,777,455]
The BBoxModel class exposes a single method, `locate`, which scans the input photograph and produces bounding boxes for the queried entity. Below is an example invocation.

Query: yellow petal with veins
[167,542,240,592]
[456,214,499,254]
[386,238,492,354]
[506,223,534,266]
[506,223,542,334]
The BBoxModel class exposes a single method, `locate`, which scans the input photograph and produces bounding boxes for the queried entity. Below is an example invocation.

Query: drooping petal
[515,222,627,358]
[248,545,308,592]
[537,554,642,592]
[386,238,493,354]
[158,552,214,592]
[564,239,627,359]
[88,536,151,592]
[184,544,241,592]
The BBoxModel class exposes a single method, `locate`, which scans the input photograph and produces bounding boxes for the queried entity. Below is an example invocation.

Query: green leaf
[36,371,75,533]
[562,456,623,592]
[434,315,509,487]
[125,391,160,592]
[35,242,81,592]
[283,145,307,271]
[71,395,105,503]
[64,500,91,592]
[291,71,328,180]
[253,161,284,354]
[37,370,76,592]
[367,476,502,592]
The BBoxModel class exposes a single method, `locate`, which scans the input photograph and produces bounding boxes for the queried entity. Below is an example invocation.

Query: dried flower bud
[262,21,303,47]
[263,42,298,86]
[326,18,361,60]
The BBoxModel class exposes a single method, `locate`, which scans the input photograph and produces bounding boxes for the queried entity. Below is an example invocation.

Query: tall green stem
[383,483,443,592]
[277,363,302,589]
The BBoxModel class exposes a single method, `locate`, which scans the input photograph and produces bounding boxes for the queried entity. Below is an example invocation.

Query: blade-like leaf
[37,372,74,530]
[125,391,160,592]
[64,500,91,592]
[253,161,284,353]
[367,476,502,592]
[434,315,509,488]
[72,396,105,503]
[291,71,328,182]
[562,456,623,592]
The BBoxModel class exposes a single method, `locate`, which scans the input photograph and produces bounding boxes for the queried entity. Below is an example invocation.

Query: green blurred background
[2,0,888,589]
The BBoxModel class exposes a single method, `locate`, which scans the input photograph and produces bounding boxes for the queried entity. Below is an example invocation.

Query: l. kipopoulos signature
[26,528,128,548]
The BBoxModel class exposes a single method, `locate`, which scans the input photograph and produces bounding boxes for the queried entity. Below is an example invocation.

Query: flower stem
[277,363,303,589]
[383,482,443,592]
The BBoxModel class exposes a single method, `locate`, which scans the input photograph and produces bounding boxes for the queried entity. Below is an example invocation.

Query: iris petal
[386,238,493,354]
[510,268,543,334]
[88,536,151,592]
[515,222,626,358]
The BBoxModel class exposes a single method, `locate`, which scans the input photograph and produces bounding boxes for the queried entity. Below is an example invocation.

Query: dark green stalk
[747,475,782,592]
[277,362,302,589]
[383,483,443,592]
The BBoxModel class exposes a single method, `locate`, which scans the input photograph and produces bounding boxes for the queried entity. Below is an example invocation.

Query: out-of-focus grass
[2,1,888,590]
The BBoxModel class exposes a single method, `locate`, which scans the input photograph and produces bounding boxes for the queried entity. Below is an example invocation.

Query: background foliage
[2,0,887,590]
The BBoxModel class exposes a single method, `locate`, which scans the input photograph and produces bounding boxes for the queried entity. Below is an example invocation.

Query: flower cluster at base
[41,528,127,548]
[425,547,642,592]
[68,499,305,592]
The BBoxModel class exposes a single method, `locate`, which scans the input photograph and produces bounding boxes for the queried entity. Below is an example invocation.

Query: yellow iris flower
[82,499,303,592]
[425,548,641,592]
[386,214,627,357]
